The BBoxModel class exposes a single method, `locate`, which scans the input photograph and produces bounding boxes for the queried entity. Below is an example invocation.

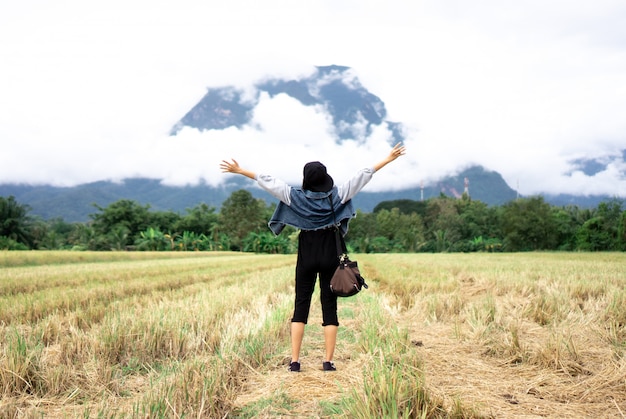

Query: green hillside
[1,166,518,222]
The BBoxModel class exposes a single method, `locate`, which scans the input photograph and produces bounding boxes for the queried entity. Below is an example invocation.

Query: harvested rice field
[1,251,625,418]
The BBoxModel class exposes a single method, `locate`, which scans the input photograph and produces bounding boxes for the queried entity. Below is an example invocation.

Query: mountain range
[1,65,618,222]
[0,166,610,223]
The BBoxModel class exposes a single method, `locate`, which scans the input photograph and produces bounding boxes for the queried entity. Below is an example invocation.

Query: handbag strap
[328,195,347,260]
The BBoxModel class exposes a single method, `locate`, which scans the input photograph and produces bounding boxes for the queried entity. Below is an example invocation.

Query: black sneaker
[322,361,336,371]
[289,361,300,372]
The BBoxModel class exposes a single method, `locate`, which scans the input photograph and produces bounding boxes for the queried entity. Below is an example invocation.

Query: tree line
[1,190,625,253]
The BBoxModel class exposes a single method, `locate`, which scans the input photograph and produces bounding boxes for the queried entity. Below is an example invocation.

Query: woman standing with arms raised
[220,143,405,372]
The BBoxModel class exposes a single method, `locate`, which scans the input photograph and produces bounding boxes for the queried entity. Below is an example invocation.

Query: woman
[220,143,405,372]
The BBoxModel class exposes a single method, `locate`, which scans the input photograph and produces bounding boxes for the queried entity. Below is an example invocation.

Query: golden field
[1,251,625,418]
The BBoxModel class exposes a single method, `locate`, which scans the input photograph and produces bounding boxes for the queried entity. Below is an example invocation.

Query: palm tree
[0,196,34,247]
[109,226,130,251]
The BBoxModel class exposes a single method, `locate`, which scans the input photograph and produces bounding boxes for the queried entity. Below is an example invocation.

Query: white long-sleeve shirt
[256,167,376,205]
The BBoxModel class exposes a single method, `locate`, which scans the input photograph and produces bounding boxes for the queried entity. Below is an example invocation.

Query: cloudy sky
[2,0,626,197]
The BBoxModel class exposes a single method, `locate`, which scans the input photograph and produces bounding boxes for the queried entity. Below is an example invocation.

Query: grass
[324,292,448,418]
[1,251,625,417]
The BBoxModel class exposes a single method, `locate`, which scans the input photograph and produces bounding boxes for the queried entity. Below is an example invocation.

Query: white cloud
[1,0,626,200]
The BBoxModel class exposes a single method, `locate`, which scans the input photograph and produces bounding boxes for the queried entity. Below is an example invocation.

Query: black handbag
[328,196,368,297]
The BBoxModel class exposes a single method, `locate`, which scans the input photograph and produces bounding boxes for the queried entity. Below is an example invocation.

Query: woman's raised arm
[373,143,406,172]
[220,159,256,180]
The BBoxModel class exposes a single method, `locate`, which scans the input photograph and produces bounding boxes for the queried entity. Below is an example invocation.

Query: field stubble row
[1,252,297,417]
[361,252,626,418]
[1,251,625,418]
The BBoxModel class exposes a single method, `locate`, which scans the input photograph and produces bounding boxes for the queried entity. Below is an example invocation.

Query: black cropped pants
[292,228,339,326]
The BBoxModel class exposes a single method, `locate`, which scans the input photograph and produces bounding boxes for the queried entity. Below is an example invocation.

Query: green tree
[550,205,582,250]
[38,222,59,250]
[396,211,425,252]
[68,223,96,250]
[368,236,394,253]
[345,207,424,253]
[375,208,424,252]
[375,208,403,241]
[374,199,428,217]
[149,210,181,235]
[35,218,84,250]
[0,236,28,250]
[433,229,448,253]
[90,200,152,248]
[345,210,378,253]
[448,198,503,252]
[455,199,499,241]
[174,203,218,235]
[576,199,624,251]
[617,210,626,251]
[0,196,34,248]
[217,190,268,251]
[500,196,558,251]
[29,218,51,250]
[109,226,130,251]
[424,196,463,252]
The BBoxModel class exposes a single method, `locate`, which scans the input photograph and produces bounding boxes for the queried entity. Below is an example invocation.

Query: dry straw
[1,251,625,417]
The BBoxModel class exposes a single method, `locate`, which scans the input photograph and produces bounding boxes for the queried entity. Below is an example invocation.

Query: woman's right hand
[220,158,241,174]
[220,159,257,180]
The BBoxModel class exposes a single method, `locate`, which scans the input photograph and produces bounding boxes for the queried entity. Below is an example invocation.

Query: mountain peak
[170,65,404,144]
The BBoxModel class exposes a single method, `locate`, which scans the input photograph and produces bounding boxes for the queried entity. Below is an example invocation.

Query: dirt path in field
[233,285,626,419]
[233,314,367,417]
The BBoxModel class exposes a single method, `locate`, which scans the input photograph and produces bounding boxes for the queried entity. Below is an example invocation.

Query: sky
[1,0,626,197]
